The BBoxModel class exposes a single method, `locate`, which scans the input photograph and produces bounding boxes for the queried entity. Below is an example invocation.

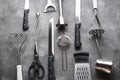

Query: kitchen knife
[23,0,29,31]
[75,0,82,50]
[48,18,55,80]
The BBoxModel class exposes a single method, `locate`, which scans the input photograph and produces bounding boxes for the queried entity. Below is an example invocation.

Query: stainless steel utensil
[74,52,92,80]
[89,0,105,36]
[89,0,113,74]
[56,0,71,71]
[94,37,113,74]
[48,18,55,80]
[57,33,71,71]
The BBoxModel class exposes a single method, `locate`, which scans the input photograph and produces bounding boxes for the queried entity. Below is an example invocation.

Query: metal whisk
[9,32,27,80]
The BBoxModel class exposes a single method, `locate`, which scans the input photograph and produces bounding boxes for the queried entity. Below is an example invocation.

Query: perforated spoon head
[89,29,105,36]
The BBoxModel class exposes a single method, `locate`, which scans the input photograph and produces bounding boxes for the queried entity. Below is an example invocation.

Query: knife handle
[48,55,55,80]
[23,9,29,31]
[75,23,82,50]
[92,0,97,9]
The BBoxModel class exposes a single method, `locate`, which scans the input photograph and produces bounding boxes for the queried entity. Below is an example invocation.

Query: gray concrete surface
[0,0,120,80]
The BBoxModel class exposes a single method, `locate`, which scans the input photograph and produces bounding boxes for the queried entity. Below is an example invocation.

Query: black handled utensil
[28,41,45,80]
[48,18,55,80]
[75,0,82,50]
[23,0,29,31]
[28,12,45,80]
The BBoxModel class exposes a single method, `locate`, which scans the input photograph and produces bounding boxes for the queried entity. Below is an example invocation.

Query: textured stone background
[0,0,120,80]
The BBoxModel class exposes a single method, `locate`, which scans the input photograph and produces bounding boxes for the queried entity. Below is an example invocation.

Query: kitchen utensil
[74,52,92,80]
[9,32,27,80]
[74,0,82,50]
[57,33,71,71]
[89,0,113,74]
[48,18,55,80]
[28,41,45,80]
[28,12,45,80]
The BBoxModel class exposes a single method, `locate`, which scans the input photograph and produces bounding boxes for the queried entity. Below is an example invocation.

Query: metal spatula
[74,52,92,80]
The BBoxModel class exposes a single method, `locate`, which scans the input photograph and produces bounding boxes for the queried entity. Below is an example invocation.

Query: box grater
[74,52,92,80]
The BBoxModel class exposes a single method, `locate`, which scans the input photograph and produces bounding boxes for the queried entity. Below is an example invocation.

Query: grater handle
[74,52,89,58]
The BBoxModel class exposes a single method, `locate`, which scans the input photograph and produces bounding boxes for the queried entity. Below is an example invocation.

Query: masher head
[89,29,105,36]
[95,59,113,74]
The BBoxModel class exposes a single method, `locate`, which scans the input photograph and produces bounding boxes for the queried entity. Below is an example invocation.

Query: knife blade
[48,18,55,80]
[75,0,82,50]
[49,18,54,56]
[23,0,29,31]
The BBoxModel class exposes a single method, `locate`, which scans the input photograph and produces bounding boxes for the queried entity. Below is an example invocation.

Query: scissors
[28,42,45,80]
